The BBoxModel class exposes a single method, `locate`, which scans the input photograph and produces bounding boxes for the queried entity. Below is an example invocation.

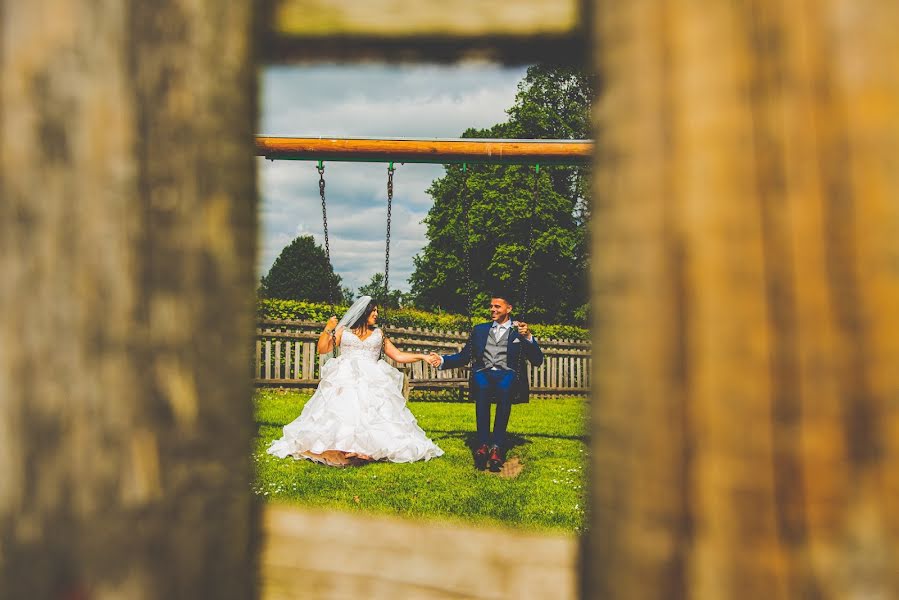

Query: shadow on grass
[256,418,293,429]
[430,429,586,444]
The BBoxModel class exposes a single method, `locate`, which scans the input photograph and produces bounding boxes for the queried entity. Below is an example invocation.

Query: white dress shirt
[491,319,513,340]
[437,319,533,368]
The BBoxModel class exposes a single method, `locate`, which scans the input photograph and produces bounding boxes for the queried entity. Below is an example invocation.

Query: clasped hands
[422,320,532,368]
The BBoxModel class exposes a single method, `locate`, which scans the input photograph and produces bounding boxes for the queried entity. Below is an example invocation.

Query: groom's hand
[515,321,532,339]
[426,353,442,367]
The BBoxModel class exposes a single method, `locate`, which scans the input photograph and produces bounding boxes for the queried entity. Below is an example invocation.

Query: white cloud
[258,63,528,292]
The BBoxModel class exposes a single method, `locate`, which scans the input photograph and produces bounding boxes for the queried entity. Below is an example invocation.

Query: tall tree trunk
[586,0,899,598]
[0,2,259,597]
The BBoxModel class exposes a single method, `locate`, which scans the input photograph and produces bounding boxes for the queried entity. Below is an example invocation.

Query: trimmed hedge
[258,299,343,323]
[526,323,590,342]
[257,299,589,341]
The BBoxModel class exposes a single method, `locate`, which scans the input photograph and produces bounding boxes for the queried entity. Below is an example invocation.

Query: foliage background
[408,65,593,323]
[258,65,593,326]
[257,235,350,303]
[258,299,589,341]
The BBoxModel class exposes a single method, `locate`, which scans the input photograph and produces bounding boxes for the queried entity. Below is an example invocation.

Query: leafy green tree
[357,273,404,308]
[408,64,594,323]
[258,235,345,303]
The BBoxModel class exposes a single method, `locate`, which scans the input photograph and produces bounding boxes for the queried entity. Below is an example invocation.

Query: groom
[427,295,544,471]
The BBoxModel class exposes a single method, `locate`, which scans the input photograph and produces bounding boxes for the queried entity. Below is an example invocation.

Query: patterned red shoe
[487,445,504,472]
[474,443,489,470]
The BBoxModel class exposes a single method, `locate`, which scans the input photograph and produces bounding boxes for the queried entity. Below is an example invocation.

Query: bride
[267,296,444,466]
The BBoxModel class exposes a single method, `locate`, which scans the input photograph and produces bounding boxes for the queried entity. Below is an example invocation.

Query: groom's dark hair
[489,293,514,307]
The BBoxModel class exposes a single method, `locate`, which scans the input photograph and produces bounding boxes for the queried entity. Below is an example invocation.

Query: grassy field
[253,389,587,533]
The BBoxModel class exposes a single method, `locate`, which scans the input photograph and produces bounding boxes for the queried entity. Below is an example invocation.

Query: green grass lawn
[253,389,587,533]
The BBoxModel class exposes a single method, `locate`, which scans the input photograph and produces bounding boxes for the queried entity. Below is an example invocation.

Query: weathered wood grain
[257,136,593,166]
[0,1,258,597]
[586,0,899,597]
[273,0,578,37]
[260,504,576,600]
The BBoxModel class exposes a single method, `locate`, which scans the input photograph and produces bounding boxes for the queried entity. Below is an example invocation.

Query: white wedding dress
[267,328,444,466]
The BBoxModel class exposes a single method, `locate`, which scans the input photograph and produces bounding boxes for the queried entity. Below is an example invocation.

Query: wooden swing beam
[256,136,592,166]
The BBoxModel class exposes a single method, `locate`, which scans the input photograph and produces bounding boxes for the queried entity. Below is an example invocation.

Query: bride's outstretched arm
[383,337,428,364]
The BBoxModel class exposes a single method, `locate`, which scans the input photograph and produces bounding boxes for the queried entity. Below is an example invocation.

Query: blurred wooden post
[586,1,899,598]
[0,2,258,597]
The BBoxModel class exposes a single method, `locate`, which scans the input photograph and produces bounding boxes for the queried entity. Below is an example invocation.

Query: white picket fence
[255,319,591,396]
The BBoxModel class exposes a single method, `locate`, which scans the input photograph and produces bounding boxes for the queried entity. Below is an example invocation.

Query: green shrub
[257,299,588,341]
[257,299,345,322]
[529,323,589,341]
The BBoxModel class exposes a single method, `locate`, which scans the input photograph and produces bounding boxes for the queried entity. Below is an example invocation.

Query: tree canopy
[258,235,346,303]
[356,272,404,308]
[408,64,593,323]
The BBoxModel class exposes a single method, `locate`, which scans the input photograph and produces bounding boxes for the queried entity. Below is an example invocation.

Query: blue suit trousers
[471,369,516,447]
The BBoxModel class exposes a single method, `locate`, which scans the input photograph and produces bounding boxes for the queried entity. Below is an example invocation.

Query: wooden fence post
[586,1,899,598]
[0,2,258,597]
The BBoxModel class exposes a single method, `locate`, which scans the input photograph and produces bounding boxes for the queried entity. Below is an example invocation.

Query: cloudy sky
[257,63,528,293]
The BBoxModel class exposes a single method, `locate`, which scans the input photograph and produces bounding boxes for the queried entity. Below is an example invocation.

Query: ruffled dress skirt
[267,352,444,466]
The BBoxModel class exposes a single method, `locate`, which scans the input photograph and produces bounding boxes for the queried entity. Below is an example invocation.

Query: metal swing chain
[516,164,540,385]
[520,164,540,317]
[317,162,340,365]
[318,162,335,308]
[384,163,395,297]
[460,164,473,328]
[379,163,396,363]
[460,164,476,374]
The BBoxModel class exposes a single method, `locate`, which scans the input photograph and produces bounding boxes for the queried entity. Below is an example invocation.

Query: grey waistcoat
[482,327,510,370]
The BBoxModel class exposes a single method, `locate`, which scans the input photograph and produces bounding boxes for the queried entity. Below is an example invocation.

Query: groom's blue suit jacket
[440,322,544,404]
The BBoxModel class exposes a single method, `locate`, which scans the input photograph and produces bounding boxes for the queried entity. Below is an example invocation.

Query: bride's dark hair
[349,300,378,331]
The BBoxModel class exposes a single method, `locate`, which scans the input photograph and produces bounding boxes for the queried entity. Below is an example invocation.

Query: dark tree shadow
[429,429,585,444]
[426,430,533,463]
[256,418,292,429]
